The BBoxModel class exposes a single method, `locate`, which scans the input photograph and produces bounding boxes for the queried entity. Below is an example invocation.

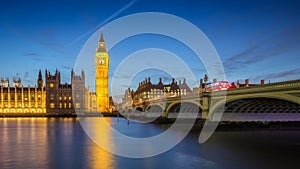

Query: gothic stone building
[45,70,86,115]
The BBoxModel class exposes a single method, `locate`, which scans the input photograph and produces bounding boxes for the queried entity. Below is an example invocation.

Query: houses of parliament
[0,32,114,115]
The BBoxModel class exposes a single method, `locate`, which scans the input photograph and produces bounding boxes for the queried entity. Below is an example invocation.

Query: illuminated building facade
[45,69,86,114]
[95,32,110,112]
[0,33,114,115]
[0,70,46,113]
[122,77,192,108]
[86,89,98,112]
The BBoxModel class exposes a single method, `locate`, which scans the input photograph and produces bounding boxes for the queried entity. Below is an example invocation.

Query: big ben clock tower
[95,32,109,112]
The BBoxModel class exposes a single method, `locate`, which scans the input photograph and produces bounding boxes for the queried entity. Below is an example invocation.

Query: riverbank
[215,121,300,130]
[0,112,121,118]
[1,113,300,130]
[128,116,300,130]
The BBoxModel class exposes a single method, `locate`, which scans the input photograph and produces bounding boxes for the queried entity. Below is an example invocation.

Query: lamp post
[204,74,208,92]
[132,103,135,115]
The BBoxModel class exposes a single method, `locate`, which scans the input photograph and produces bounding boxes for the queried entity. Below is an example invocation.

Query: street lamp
[132,103,135,115]
[204,74,208,92]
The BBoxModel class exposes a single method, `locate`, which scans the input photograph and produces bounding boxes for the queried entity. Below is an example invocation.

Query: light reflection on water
[1,118,49,168]
[0,117,299,169]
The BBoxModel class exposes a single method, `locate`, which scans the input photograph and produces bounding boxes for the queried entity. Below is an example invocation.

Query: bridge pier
[202,94,209,119]
[202,109,209,119]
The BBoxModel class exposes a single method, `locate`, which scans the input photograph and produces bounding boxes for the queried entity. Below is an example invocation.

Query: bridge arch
[166,100,203,114]
[211,93,300,114]
[145,104,164,113]
[211,96,300,115]
[166,102,202,119]
[135,107,143,113]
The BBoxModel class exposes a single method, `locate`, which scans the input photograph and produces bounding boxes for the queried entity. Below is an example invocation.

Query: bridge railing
[226,79,300,95]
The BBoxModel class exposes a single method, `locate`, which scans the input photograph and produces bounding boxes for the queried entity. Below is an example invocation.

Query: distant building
[1,78,9,87]
[86,89,98,112]
[0,70,46,113]
[13,76,22,87]
[121,88,134,110]
[133,77,192,103]
[121,77,192,110]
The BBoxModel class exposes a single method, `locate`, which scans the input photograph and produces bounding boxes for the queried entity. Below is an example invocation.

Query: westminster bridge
[121,79,300,122]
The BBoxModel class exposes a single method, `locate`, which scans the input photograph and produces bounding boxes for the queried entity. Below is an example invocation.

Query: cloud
[24,53,39,56]
[24,52,41,61]
[250,67,300,82]
[224,24,300,72]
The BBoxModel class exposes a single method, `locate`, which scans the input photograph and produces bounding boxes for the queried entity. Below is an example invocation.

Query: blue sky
[1,0,300,93]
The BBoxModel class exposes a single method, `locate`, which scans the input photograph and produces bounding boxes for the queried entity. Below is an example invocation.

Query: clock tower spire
[97,31,107,53]
[95,31,109,112]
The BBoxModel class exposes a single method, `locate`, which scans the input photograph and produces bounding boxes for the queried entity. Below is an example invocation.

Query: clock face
[99,59,105,65]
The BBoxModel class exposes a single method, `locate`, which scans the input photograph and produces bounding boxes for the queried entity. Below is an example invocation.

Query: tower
[37,69,44,88]
[71,69,86,112]
[95,32,109,112]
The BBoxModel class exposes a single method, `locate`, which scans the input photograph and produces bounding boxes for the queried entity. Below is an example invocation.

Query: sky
[0,0,300,98]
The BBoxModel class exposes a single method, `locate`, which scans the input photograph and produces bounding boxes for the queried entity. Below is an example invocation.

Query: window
[50,103,55,108]
[50,83,54,88]
[59,103,62,108]
[10,93,15,100]
[68,96,72,100]
[69,103,72,108]
[50,94,54,100]
[64,103,67,108]
[4,94,8,100]
[75,103,80,108]
[18,94,21,100]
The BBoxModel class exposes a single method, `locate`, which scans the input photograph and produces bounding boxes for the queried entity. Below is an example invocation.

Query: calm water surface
[0,117,299,169]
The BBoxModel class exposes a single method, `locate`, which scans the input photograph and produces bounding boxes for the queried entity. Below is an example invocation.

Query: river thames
[0,117,299,169]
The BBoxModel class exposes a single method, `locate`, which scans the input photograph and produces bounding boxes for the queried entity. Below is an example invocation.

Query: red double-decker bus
[206,81,231,92]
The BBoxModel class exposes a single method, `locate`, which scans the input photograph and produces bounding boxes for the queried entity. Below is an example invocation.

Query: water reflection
[84,118,115,169]
[0,118,299,169]
[0,118,49,168]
